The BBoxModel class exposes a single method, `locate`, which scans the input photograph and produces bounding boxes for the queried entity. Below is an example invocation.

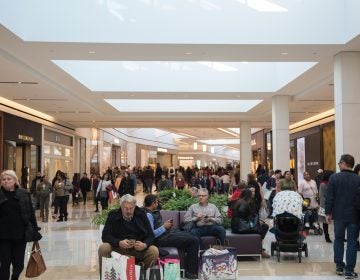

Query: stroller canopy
[272,190,303,219]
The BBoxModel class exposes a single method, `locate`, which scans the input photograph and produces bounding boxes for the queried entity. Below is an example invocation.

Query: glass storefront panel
[44,158,50,176]
[64,148,71,157]
[44,145,51,154]
[54,146,63,156]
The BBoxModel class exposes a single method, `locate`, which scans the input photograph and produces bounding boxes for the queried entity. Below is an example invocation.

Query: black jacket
[0,187,41,241]
[325,169,360,223]
[102,206,155,248]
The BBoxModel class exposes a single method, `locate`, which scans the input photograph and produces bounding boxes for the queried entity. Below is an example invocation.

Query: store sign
[251,139,256,146]
[307,161,319,166]
[18,134,34,142]
[157,148,168,153]
[178,156,194,160]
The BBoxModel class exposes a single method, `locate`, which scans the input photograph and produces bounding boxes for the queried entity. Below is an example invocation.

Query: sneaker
[305,222,310,228]
[345,272,358,279]
[336,267,344,276]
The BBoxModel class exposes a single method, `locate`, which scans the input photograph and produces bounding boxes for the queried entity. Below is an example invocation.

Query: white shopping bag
[101,256,122,280]
[102,252,136,280]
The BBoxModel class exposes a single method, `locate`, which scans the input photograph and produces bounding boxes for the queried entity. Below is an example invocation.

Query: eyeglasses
[198,194,207,197]
[338,161,344,165]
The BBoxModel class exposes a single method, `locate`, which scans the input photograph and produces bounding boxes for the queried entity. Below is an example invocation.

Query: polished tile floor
[19,190,360,280]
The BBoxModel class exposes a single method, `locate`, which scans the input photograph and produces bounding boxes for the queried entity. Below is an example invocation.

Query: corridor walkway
[19,191,358,280]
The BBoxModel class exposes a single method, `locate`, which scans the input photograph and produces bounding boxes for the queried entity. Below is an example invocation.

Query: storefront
[136,144,177,168]
[290,123,336,183]
[251,129,266,173]
[43,128,74,181]
[3,113,41,188]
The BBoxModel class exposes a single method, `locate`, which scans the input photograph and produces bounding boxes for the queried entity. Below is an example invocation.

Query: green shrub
[163,195,197,210]
[158,189,192,205]
[91,202,120,225]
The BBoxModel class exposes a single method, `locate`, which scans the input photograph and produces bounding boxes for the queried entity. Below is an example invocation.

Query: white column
[334,52,360,166]
[126,142,137,168]
[240,122,252,181]
[272,95,290,172]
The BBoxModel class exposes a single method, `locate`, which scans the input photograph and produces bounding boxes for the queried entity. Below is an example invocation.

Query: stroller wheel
[304,243,309,257]
[271,243,275,256]
[298,250,302,263]
[317,228,323,235]
[277,246,280,262]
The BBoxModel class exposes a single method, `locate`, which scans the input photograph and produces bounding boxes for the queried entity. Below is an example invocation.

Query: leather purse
[26,241,46,278]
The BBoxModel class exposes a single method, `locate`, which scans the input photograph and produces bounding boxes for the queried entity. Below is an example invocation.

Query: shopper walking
[325,154,360,279]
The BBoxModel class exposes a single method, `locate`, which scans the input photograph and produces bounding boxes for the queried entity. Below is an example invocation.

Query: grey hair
[198,188,209,195]
[120,194,137,206]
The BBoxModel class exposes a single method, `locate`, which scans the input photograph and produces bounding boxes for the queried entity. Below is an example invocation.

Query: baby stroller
[270,212,308,263]
[302,198,323,235]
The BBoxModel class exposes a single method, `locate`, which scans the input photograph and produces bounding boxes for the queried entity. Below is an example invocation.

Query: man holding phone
[98,194,159,276]
[143,194,199,280]
[183,188,226,248]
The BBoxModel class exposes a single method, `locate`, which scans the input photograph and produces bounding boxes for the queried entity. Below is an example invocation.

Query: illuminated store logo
[18,134,34,142]
[157,148,168,153]
[178,156,194,160]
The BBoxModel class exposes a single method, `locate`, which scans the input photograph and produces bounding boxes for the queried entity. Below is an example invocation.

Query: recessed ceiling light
[92,120,96,123]
[185,52,192,55]
[281,52,288,55]
[130,94,135,97]
[88,51,96,54]
[18,81,22,84]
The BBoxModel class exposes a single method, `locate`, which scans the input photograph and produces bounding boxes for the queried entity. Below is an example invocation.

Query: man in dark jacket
[79,173,91,205]
[143,194,199,279]
[325,154,360,279]
[98,194,158,275]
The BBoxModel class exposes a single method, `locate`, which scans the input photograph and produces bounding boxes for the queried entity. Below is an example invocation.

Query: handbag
[100,190,108,199]
[235,215,260,233]
[26,241,46,278]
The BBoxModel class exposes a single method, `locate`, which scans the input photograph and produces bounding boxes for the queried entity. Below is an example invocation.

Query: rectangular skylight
[105,99,262,113]
[0,0,351,44]
[199,139,241,145]
[52,60,317,92]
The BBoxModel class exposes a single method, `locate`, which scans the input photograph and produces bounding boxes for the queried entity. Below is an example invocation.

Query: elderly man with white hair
[98,194,158,274]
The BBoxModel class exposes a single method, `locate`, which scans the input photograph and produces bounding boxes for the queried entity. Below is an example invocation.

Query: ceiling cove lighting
[105,99,262,113]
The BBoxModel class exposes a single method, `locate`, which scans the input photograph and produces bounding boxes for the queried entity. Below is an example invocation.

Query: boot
[64,213,68,221]
[323,223,332,243]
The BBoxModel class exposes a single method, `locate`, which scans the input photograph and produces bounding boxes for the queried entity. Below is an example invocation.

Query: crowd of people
[2,154,360,279]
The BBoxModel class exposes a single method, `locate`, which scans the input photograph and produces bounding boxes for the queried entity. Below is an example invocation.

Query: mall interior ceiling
[1,1,360,150]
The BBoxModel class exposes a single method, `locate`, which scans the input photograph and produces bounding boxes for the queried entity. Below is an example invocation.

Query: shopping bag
[25,241,46,278]
[159,258,180,280]
[102,257,122,280]
[199,248,237,280]
[138,264,163,280]
[102,252,136,280]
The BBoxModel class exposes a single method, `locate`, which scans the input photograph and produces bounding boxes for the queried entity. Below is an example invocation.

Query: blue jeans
[333,220,359,273]
[191,225,226,249]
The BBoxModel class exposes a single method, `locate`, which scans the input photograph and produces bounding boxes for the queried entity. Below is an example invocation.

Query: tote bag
[25,241,46,278]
